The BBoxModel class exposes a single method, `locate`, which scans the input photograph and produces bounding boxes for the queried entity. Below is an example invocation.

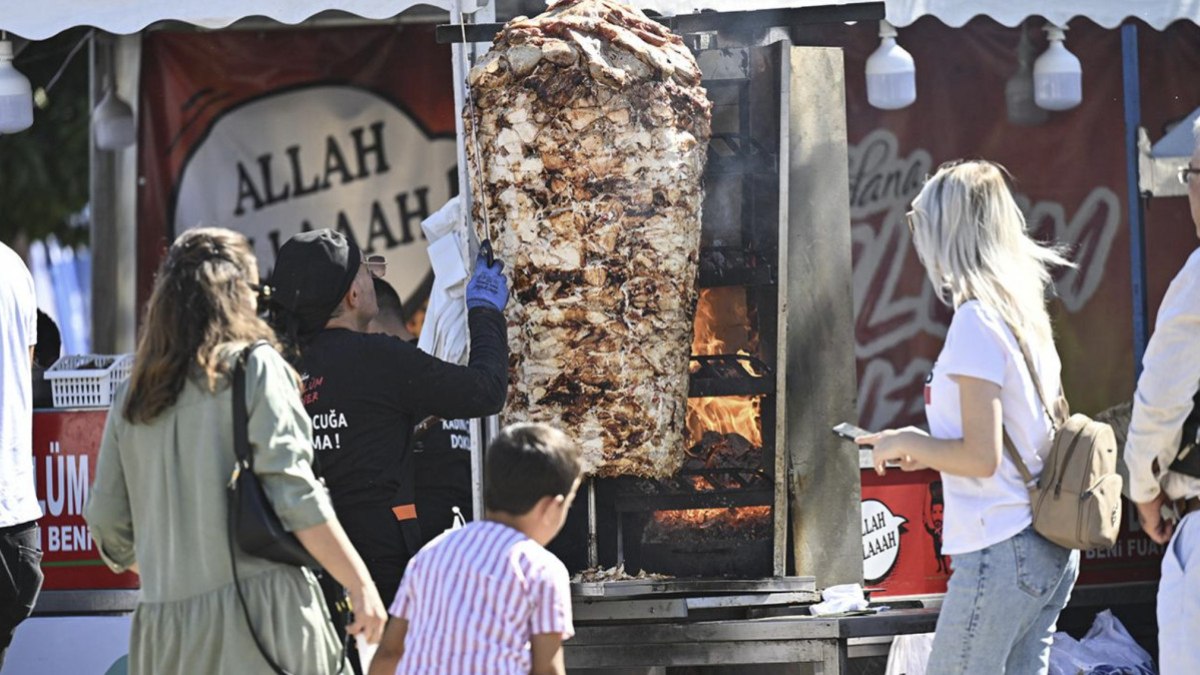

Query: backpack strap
[1003,430,1036,486]
[1001,324,1066,486]
[1011,336,1067,430]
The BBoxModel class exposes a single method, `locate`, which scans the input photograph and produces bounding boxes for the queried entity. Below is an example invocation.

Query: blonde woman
[858,161,1076,674]
[85,228,385,675]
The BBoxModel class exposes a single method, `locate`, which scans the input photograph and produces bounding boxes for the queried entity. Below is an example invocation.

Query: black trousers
[321,504,418,674]
[0,521,43,671]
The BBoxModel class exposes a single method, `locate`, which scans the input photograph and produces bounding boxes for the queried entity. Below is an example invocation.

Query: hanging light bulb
[1005,27,1048,126]
[93,76,135,150]
[1033,23,1082,111]
[0,40,34,134]
[865,20,916,111]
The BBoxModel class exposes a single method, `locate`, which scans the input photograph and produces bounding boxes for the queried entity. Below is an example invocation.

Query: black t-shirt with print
[298,306,507,560]
[413,419,474,544]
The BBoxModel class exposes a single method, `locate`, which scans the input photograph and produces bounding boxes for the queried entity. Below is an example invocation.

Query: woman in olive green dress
[85,228,386,675]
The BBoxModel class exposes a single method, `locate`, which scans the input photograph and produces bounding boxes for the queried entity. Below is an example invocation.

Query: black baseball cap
[268,229,362,337]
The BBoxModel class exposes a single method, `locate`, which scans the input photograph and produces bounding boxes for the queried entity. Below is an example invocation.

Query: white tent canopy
[0,0,458,40]
[1,0,885,39]
[5,0,1200,40]
[884,0,1200,30]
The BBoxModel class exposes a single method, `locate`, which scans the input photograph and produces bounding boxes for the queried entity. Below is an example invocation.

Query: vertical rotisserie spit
[466,0,712,477]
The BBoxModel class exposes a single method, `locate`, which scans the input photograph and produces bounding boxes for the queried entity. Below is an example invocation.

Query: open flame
[687,288,762,446]
[645,506,772,542]
[648,288,770,545]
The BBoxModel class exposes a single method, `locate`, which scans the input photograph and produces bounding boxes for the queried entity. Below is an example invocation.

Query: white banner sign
[173,84,458,303]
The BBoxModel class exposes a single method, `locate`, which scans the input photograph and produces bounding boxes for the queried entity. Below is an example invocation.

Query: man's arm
[367,617,408,675]
[389,306,509,419]
[1125,255,1200,509]
[530,633,565,675]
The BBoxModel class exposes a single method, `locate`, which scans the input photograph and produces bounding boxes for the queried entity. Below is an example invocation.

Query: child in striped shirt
[369,423,582,675]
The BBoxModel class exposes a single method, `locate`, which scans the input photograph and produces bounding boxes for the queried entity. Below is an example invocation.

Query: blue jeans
[927,526,1079,675]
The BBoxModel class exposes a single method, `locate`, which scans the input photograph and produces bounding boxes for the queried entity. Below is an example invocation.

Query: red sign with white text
[32,410,139,590]
[862,468,1161,597]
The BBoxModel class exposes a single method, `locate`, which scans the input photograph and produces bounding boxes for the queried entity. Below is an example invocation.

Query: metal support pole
[1122,23,1149,378]
[470,418,483,521]
[587,478,598,569]
[616,513,624,569]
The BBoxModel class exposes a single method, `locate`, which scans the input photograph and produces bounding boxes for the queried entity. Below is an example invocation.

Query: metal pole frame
[1121,23,1149,378]
[451,0,498,523]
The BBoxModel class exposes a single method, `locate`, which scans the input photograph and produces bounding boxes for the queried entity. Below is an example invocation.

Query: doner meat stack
[465,0,712,477]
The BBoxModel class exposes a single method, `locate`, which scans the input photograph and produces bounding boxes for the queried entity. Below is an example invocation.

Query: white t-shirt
[925,300,1059,555]
[0,242,41,527]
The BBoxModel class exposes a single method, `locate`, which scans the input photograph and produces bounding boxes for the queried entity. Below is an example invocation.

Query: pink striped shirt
[389,520,574,674]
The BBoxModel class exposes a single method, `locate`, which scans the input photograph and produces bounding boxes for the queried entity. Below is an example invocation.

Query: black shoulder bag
[226,340,345,675]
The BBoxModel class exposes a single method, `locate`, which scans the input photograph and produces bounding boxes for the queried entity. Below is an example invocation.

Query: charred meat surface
[467,0,712,477]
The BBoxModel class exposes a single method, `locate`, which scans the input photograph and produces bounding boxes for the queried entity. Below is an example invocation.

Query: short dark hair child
[484,423,582,515]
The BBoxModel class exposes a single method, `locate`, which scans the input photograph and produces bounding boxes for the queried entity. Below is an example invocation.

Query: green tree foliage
[0,28,90,245]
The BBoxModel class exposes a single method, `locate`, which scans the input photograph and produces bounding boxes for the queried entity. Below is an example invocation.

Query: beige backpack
[1003,341,1122,551]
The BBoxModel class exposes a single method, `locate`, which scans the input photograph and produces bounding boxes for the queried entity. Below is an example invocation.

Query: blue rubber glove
[465,251,508,311]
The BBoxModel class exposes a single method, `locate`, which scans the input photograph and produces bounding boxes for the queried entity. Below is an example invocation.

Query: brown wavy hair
[123,228,280,424]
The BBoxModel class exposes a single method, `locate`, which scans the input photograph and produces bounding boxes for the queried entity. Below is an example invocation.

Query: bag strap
[1000,326,1065,487]
[228,341,348,675]
[232,340,271,466]
[1002,431,1036,485]
[229,341,296,675]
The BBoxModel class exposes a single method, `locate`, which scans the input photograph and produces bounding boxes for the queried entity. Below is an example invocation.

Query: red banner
[834,17,1198,595]
[802,18,1200,431]
[862,468,1161,597]
[136,24,457,311]
[33,411,139,590]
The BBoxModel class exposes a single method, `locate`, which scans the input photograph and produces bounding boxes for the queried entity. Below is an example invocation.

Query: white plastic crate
[43,354,135,408]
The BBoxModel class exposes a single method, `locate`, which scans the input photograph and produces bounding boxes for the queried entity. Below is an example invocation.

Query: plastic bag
[809,583,870,616]
[1048,610,1155,675]
[885,633,935,675]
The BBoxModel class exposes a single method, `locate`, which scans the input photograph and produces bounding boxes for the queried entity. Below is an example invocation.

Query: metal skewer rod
[587,477,599,569]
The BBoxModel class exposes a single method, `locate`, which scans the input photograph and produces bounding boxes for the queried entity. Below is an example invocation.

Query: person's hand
[858,427,927,476]
[466,250,508,311]
[1136,493,1175,545]
[345,581,387,645]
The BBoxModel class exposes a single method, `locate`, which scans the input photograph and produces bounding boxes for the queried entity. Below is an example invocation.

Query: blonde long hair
[909,160,1072,348]
[123,228,280,423]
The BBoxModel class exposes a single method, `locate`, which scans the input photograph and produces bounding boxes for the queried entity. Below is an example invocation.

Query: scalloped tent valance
[0,0,460,40]
[3,1,1197,42]
[883,0,1200,30]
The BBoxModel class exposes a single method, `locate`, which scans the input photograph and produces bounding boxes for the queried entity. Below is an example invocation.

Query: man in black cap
[268,229,508,663]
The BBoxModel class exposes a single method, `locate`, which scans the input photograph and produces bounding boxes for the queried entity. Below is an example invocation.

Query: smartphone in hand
[832,422,873,449]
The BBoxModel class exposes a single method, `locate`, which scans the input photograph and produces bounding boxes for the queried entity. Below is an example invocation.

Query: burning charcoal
[466,0,711,478]
[644,506,773,545]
